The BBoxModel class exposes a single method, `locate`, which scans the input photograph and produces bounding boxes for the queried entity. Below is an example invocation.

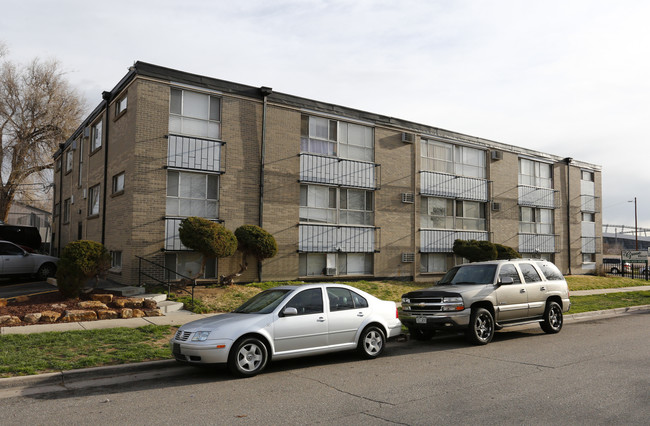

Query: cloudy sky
[3,0,649,229]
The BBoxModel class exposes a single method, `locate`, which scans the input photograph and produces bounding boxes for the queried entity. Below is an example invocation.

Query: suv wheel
[540,301,563,334]
[468,308,494,345]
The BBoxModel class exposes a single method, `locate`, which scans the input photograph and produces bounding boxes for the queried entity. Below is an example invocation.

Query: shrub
[178,217,237,278]
[56,240,110,298]
[453,239,497,262]
[495,243,521,259]
[235,225,278,261]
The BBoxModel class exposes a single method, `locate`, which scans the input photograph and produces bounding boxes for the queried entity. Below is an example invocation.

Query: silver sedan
[170,283,402,377]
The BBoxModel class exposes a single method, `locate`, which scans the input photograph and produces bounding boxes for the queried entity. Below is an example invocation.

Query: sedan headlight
[191,331,211,341]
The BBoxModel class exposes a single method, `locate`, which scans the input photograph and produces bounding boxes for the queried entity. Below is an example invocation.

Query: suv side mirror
[498,277,514,286]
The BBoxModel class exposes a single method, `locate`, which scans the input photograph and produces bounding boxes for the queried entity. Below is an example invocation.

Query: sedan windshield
[233,289,293,314]
[438,264,498,285]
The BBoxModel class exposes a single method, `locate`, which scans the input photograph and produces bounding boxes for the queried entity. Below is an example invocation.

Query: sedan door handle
[357,312,364,317]
[316,317,325,322]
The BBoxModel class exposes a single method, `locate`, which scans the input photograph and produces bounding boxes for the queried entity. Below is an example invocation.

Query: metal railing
[420,171,489,202]
[137,255,195,305]
[299,153,380,189]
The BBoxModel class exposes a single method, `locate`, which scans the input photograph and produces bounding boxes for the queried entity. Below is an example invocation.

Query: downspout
[56,147,64,255]
[101,91,111,245]
[258,86,273,281]
[564,157,573,275]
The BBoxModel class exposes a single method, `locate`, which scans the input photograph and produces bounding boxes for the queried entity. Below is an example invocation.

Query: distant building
[52,62,603,285]
[5,201,52,250]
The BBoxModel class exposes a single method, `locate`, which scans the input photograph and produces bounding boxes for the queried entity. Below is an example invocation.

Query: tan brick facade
[52,62,602,285]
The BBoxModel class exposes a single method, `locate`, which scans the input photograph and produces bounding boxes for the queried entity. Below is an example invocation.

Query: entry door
[273,288,328,354]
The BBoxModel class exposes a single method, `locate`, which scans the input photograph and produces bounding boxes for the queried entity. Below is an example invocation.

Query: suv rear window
[535,262,564,281]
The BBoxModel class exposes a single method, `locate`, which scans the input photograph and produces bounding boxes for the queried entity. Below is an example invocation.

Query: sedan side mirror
[282,307,298,316]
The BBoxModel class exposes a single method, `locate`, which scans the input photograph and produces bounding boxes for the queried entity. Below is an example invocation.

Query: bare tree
[0,50,84,221]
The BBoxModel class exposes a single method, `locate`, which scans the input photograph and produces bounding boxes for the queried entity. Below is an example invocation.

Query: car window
[498,264,521,283]
[518,263,542,283]
[233,289,292,314]
[439,264,498,285]
[0,242,24,256]
[327,287,369,311]
[285,288,323,315]
[535,262,564,281]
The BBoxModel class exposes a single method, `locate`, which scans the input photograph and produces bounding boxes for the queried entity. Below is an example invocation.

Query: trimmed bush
[56,240,110,298]
[235,225,278,261]
[178,217,238,278]
[495,243,521,259]
[453,239,498,262]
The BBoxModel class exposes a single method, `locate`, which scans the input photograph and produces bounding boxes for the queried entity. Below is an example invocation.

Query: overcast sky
[3,0,649,230]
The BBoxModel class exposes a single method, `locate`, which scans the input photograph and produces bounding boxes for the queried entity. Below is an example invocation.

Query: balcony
[581,195,599,213]
[167,134,224,173]
[581,236,597,254]
[299,153,379,189]
[299,224,377,253]
[518,233,557,253]
[420,171,488,202]
[164,217,223,251]
[420,229,489,253]
[518,185,557,208]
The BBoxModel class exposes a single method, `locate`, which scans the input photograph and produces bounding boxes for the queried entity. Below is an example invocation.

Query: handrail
[136,255,195,306]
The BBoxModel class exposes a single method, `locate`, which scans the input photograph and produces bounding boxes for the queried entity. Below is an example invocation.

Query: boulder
[144,308,163,317]
[0,315,21,325]
[143,299,158,309]
[132,309,145,318]
[60,310,98,322]
[97,310,119,320]
[0,298,7,307]
[79,301,109,310]
[23,313,42,324]
[91,294,114,303]
[113,298,144,309]
[14,295,29,303]
[120,308,133,319]
[40,311,61,323]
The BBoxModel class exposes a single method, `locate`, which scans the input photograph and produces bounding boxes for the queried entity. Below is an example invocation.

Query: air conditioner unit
[325,267,337,276]
[401,192,415,204]
[82,188,87,199]
[491,150,503,161]
[71,140,77,150]
[70,195,74,204]
[401,132,414,143]
[492,202,501,211]
[83,127,90,138]
[401,253,415,263]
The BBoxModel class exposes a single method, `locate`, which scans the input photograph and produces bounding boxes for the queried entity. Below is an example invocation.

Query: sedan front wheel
[228,337,269,378]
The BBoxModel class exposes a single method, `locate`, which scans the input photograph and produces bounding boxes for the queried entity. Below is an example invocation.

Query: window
[327,287,368,311]
[78,138,84,187]
[284,288,324,315]
[55,157,61,172]
[498,264,522,283]
[91,120,103,152]
[300,184,373,226]
[582,212,595,222]
[65,150,73,173]
[166,171,219,218]
[169,88,221,139]
[421,140,486,178]
[54,202,60,217]
[0,242,25,256]
[301,115,374,162]
[519,158,552,188]
[581,170,594,182]
[582,253,596,263]
[420,253,454,273]
[116,96,127,115]
[88,184,100,216]
[299,253,373,276]
[421,197,486,231]
[519,207,553,234]
[63,198,71,224]
[519,263,542,283]
[110,251,122,269]
[535,261,564,280]
[112,172,125,194]
[165,252,216,279]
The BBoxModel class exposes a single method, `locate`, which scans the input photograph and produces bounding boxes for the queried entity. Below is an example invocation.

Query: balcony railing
[164,217,223,251]
[581,195,598,213]
[167,134,224,173]
[518,233,557,253]
[581,236,597,254]
[420,171,488,202]
[420,229,489,253]
[299,224,377,253]
[299,153,379,189]
[518,185,557,208]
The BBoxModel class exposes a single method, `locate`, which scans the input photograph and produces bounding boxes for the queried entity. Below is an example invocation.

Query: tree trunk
[219,252,248,286]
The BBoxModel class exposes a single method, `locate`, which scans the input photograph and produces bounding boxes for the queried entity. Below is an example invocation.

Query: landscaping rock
[60,310,98,322]
[121,308,133,318]
[97,310,119,320]
[144,308,163,317]
[132,309,145,318]
[14,295,29,303]
[0,315,21,325]
[91,294,114,303]
[0,298,7,307]
[79,301,109,310]
[114,298,144,309]
[23,313,42,324]
[40,311,61,323]
[143,299,158,309]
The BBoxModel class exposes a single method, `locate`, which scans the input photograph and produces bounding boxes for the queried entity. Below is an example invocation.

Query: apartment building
[52,62,602,285]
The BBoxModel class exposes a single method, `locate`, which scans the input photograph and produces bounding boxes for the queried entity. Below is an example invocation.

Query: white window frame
[65,150,73,173]
[519,206,554,234]
[301,115,374,162]
[166,170,219,219]
[91,120,103,152]
[63,198,71,224]
[421,139,486,179]
[421,197,486,231]
[116,96,127,115]
[300,184,374,226]
[169,88,221,139]
[519,158,552,189]
[298,252,373,276]
[110,250,122,269]
[112,172,125,194]
[77,138,84,187]
[88,184,100,216]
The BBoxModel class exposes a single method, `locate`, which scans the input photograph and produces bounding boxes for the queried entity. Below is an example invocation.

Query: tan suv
[401,259,571,345]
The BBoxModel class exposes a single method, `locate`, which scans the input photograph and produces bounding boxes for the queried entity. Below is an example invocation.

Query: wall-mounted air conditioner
[401,192,415,204]
[401,132,414,143]
[491,150,503,161]
[401,253,415,263]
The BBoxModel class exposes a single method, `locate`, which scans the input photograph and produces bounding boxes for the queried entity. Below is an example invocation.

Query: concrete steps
[101,287,185,314]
